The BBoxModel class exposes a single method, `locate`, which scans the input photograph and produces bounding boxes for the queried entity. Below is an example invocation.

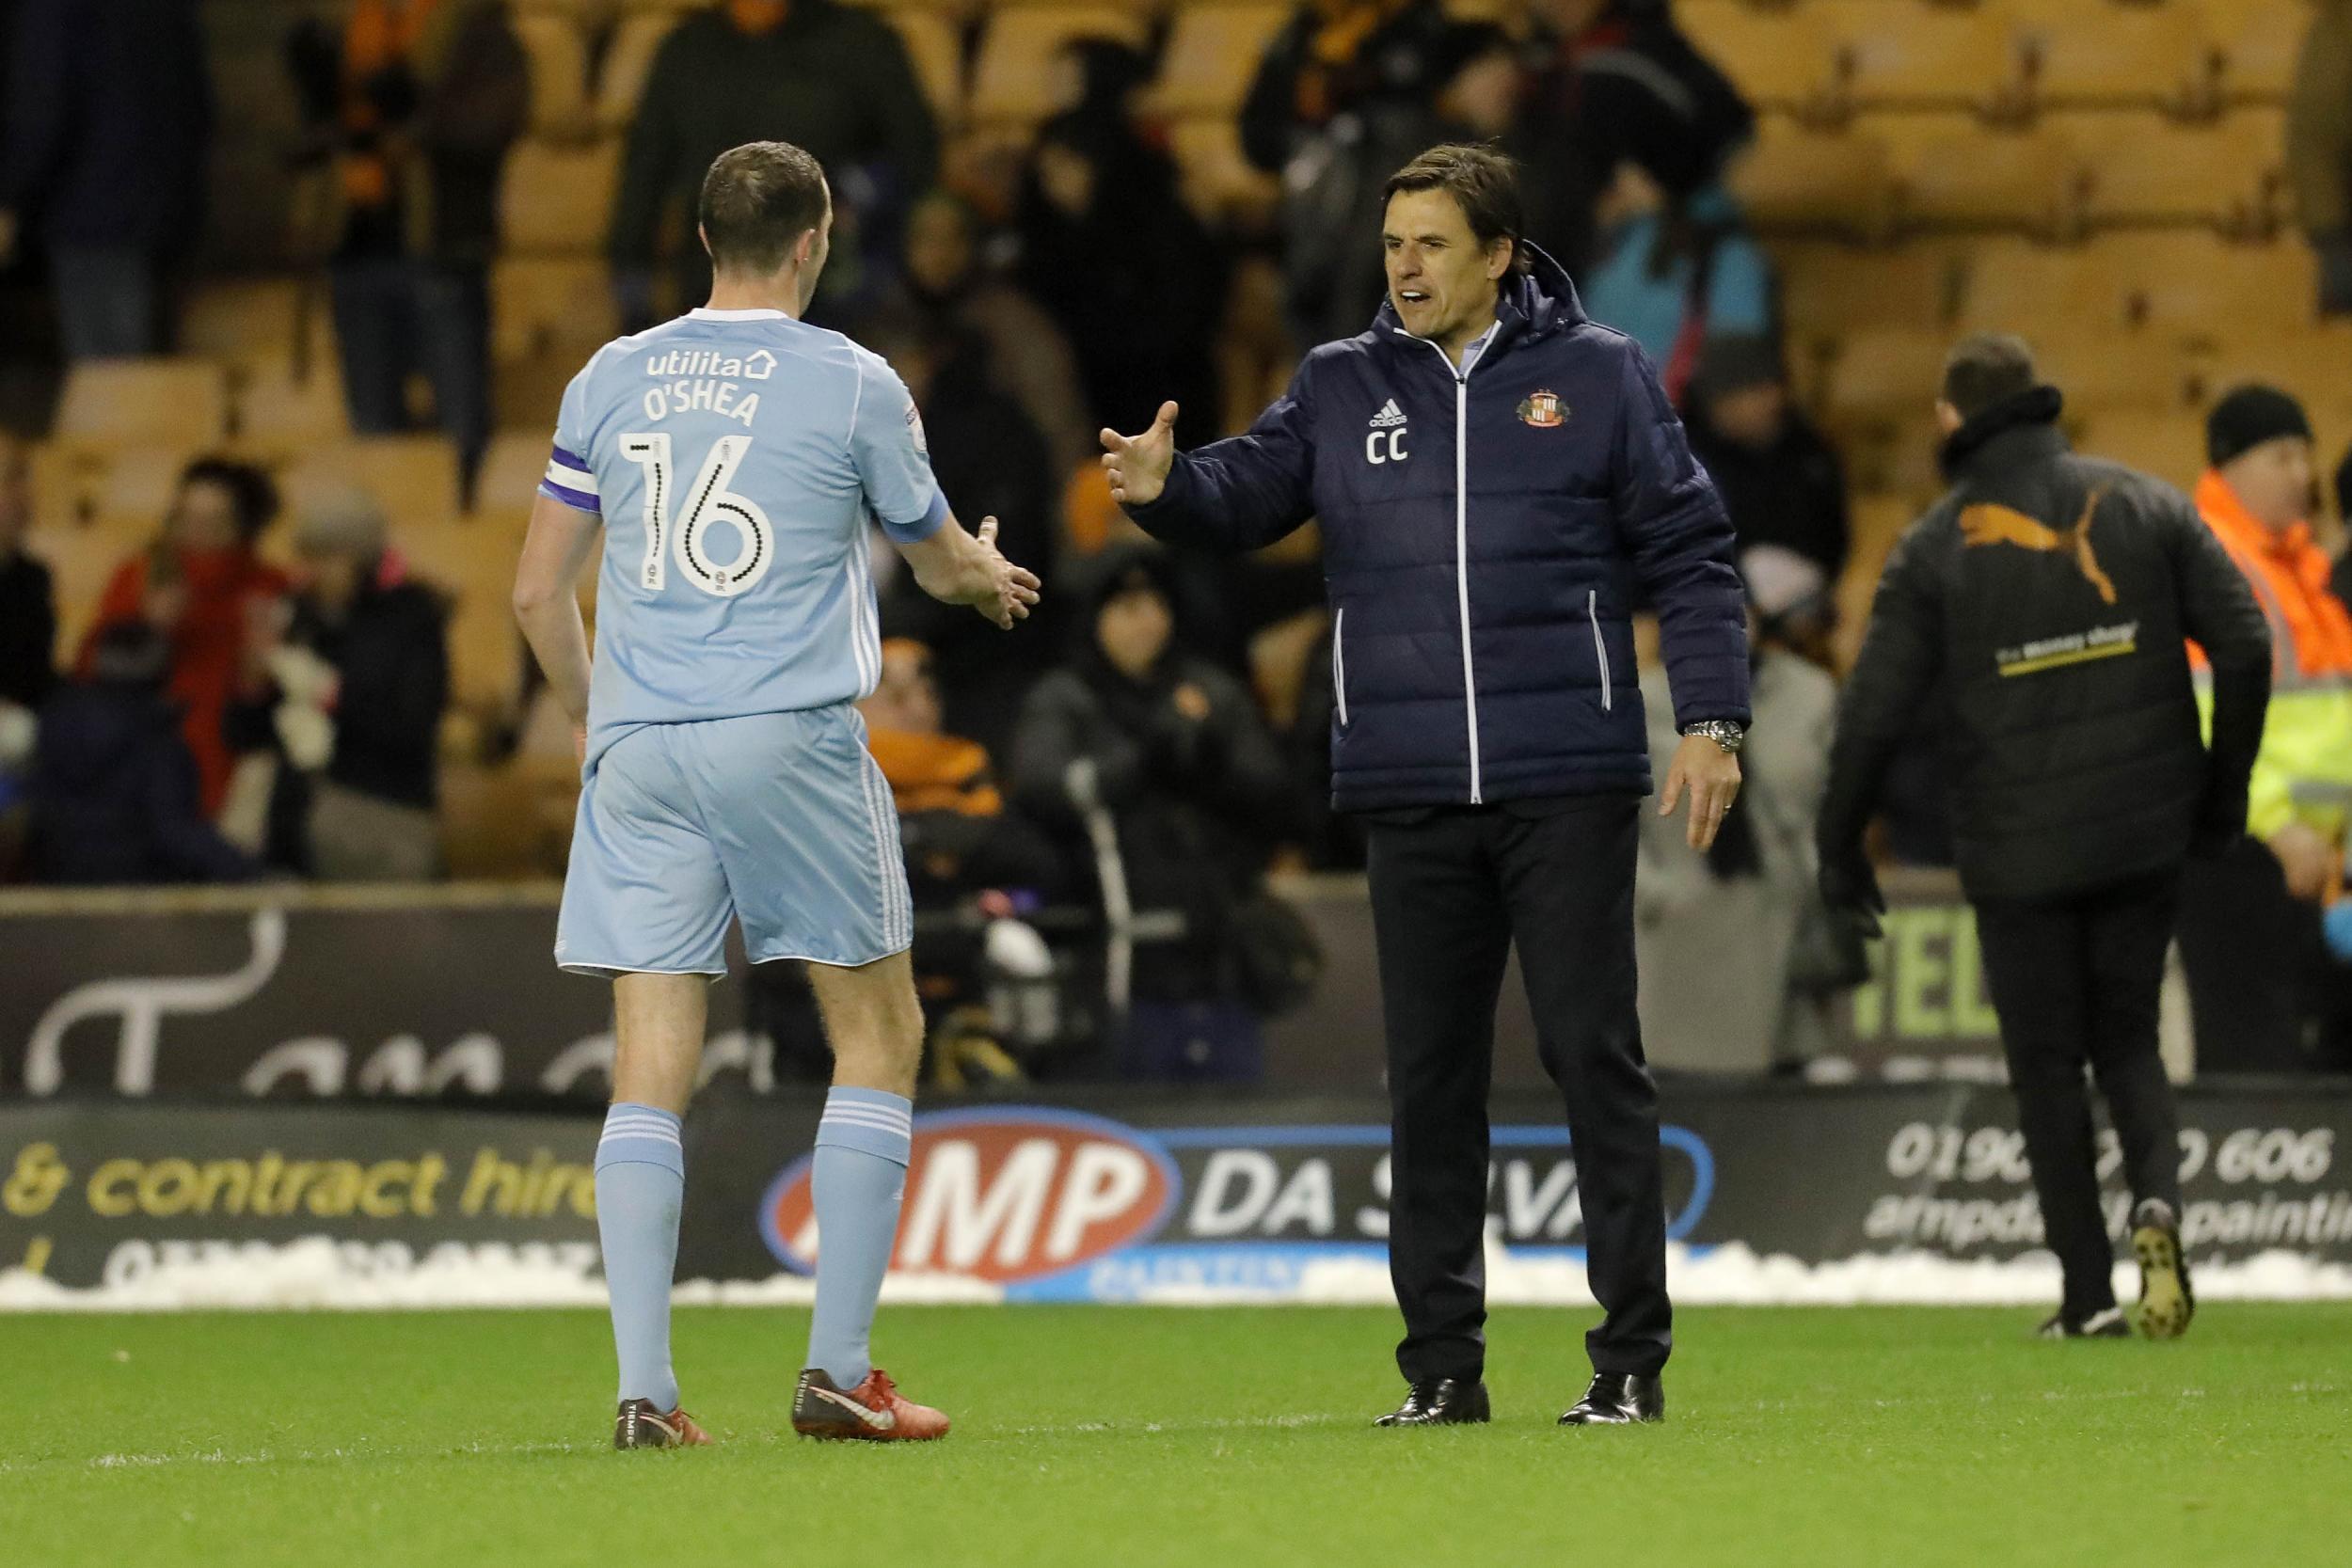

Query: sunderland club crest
[1518,390,1565,428]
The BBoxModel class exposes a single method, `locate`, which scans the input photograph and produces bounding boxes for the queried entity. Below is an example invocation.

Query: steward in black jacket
[1819,384,2271,904]
[1818,339,2270,1340]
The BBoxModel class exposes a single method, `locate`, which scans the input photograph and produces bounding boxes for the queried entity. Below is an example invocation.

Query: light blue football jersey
[537,306,948,764]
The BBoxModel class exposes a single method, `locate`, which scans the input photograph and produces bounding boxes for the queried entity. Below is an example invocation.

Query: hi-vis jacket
[1124,245,1750,812]
[2192,470,2352,852]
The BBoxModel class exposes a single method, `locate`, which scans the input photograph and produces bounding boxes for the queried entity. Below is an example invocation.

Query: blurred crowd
[3,0,2350,1078]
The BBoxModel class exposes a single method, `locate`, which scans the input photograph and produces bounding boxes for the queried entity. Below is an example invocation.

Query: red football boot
[613,1399,713,1449]
[791,1368,952,1442]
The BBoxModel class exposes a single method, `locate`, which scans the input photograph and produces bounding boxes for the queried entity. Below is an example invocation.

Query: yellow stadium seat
[1726,120,1893,238]
[278,438,463,531]
[1152,5,1292,118]
[491,257,618,369]
[887,10,967,123]
[180,279,308,371]
[1820,325,1954,420]
[474,434,559,517]
[2074,407,2208,492]
[1883,119,2082,235]
[2028,326,2195,415]
[2013,2,2218,115]
[589,11,681,130]
[1956,235,2137,333]
[1676,0,1839,115]
[1815,0,2023,113]
[1774,239,1963,336]
[2069,111,2286,234]
[56,359,230,447]
[2213,0,2310,103]
[392,514,531,711]
[229,363,351,452]
[23,441,197,655]
[969,8,1151,125]
[2106,232,2318,331]
[515,13,592,135]
[2184,325,2352,420]
[1168,116,1281,226]
[501,136,622,255]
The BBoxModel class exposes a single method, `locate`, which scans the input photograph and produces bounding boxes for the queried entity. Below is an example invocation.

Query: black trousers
[1364,795,1671,1383]
[1974,868,2185,1319]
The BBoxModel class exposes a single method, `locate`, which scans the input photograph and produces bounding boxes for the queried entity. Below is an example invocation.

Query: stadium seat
[501,136,622,255]
[1168,117,1281,225]
[491,258,618,371]
[968,8,1150,125]
[887,9,967,123]
[1816,325,1954,420]
[514,12,593,136]
[279,438,464,531]
[2073,407,2208,492]
[1151,5,1292,119]
[2069,111,2286,235]
[2106,231,2319,331]
[23,441,196,655]
[2028,326,2194,414]
[1955,235,2137,334]
[229,363,351,451]
[393,512,531,711]
[56,359,231,447]
[2012,2,2218,116]
[593,10,681,131]
[1883,120,2083,237]
[1774,240,1963,337]
[180,279,308,372]
[2212,0,2310,103]
[1815,0,2023,115]
[1677,0,1839,116]
[2183,324,2352,420]
[1726,120,1894,239]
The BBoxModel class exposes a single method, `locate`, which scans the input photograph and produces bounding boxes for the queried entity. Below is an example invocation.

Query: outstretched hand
[965,515,1041,630]
[1100,401,1180,509]
[1660,733,1742,851]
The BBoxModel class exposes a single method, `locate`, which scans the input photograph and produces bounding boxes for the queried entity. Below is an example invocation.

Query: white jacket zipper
[1420,338,1482,803]
[1589,589,1613,712]
[1332,608,1348,727]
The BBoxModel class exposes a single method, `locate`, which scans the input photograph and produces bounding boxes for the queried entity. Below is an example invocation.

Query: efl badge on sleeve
[1518,390,1566,428]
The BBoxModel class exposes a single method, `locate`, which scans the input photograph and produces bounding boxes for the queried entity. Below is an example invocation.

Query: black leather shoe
[1559,1371,1663,1425]
[1375,1378,1491,1427]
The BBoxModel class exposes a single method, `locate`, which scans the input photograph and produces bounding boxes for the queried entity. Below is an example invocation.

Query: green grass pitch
[2,1305,2345,1567]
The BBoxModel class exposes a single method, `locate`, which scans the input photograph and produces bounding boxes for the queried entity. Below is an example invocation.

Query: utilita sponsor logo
[762,1109,1179,1284]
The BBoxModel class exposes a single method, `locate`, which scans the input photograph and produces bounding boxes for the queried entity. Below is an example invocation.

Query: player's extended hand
[966,515,1041,631]
[1660,733,1742,851]
[1100,401,1179,509]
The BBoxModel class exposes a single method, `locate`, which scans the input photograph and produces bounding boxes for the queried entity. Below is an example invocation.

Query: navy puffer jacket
[1126,245,1750,811]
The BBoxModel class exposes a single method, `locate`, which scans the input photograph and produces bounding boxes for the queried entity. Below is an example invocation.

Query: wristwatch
[1681,720,1746,755]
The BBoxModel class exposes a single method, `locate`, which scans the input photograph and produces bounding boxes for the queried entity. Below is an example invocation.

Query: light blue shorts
[555,706,913,977]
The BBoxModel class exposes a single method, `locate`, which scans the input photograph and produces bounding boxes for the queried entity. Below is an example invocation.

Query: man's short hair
[1940,333,2039,421]
[1382,143,1532,276]
[699,141,829,276]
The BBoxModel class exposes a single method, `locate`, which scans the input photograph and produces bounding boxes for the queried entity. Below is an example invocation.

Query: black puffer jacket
[1819,388,2273,903]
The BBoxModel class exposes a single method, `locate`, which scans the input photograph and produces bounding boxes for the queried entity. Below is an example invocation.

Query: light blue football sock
[595,1101,684,1411]
[806,1087,914,1388]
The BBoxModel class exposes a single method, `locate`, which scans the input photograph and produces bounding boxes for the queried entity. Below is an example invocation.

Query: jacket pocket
[1332,608,1349,728]
[1588,590,1613,712]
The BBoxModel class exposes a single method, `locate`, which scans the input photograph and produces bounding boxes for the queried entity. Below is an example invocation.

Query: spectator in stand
[226,487,450,880]
[1686,334,1849,585]
[82,459,287,821]
[285,0,528,502]
[1637,548,1844,1071]
[1009,546,1298,1081]
[1018,43,1224,451]
[1578,168,1772,404]
[30,559,253,886]
[1510,0,1753,279]
[0,438,53,713]
[1240,0,1457,346]
[0,441,49,876]
[2290,0,2352,316]
[861,309,1057,752]
[2178,387,2352,1069]
[0,0,212,358]
[608,0,937,329]
[885,191,1093,473]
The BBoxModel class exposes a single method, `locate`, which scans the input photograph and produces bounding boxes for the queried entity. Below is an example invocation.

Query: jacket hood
[1938,385,2066,482]
[1068,543,1193,681]
[1372,240,1588,348]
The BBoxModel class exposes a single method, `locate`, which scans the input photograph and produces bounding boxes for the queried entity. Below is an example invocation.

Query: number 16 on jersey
[619,432,775,598]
